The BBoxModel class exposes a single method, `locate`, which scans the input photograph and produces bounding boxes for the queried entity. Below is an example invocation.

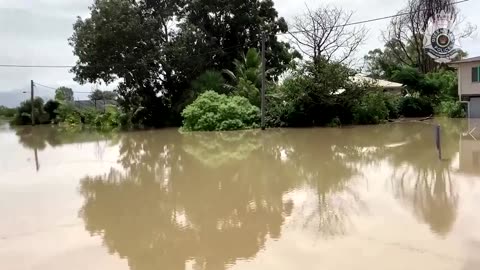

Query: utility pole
[261,32,266,131]
[31,80,35,126]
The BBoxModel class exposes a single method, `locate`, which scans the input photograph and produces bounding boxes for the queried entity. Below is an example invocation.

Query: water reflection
[75,121,478,269]
[79,130,296,270]
[8,118,480,269]
[385,122,462,236]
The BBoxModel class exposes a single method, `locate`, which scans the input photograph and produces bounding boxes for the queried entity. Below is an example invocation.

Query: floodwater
[1,119,480,270]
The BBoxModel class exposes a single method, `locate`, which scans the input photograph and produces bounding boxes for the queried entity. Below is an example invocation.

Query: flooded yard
[1,119,480,270]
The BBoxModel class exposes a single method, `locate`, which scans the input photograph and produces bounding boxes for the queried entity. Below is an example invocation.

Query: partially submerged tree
[289,5,367,65]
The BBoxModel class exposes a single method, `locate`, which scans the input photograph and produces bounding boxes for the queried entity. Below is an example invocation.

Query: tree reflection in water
[77,120,468,269]
[79,130,296,270]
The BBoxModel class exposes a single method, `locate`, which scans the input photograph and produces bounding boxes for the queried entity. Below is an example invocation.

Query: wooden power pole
[261,32,266,131]
[31,80,35,126]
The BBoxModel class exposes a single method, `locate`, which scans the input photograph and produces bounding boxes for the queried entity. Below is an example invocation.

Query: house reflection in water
[460,119,480,176]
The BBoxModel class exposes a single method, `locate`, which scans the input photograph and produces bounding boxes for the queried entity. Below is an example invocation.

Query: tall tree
[89,90,104,109]
[289,5,367,65]
[55,87,74,102]
[70,0,297,127]
[183,0,297,80]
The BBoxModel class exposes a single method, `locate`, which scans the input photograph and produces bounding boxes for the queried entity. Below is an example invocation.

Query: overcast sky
[0,0,478,97]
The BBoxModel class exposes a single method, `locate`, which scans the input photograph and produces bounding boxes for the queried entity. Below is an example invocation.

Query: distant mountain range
[0,90,54,108]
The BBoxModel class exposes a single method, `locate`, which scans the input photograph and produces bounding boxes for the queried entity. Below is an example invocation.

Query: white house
[351,74,404,95]
[450,56,480,118]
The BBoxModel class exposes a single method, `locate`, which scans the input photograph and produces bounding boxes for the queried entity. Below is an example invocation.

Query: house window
[473,67,480,82]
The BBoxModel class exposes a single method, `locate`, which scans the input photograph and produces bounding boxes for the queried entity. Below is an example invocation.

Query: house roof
[450,56,480,64]
[352,74,404,89]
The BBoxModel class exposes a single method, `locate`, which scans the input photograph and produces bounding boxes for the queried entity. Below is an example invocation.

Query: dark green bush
[44,100,60,122]
[181,90,259,131]
[383,94,401,119]
[353,92,389,125]
[398,96,434,117]
[437,100,466,118]
[11,98,50,125]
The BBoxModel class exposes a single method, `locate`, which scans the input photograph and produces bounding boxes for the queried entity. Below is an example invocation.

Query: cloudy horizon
[0,0,478,100]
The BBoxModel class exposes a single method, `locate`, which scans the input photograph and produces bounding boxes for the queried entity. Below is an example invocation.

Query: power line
[34,82,57,91]
[281,0,469,35]
[0,0,469,69]
[34,82,94,94]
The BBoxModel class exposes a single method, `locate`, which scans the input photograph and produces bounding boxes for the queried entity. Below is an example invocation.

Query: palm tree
[223,48,272,106]
[223,48,263,88]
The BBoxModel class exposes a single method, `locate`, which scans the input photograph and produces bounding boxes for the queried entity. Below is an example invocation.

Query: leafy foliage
[55,87,74,102]
[437,101,466,118]
[270,59,366,127]
[191,71,226,95]
[398,96,434,117]
[352,92,390,125]
[181,91,259,131]
[44,100,60,122]
[70,0,297,127]
[12,98,51,125]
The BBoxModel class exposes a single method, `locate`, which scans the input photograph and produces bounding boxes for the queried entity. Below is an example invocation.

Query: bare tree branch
[289,5,367,65]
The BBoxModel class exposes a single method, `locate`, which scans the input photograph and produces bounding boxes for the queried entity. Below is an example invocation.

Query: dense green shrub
[92,106,121,129]
[273,59,365,127]
[56,102,83,125]
[383,94,401,119]
[424,70,458,101]
[398,96,434,117]
[11,98,51,125]
[352,92,389,124]
[181,90,259,131]
[437,100,466,118]
[44,100,60,122]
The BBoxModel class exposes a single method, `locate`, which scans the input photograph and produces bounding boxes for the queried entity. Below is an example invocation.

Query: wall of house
[458,61,480,96]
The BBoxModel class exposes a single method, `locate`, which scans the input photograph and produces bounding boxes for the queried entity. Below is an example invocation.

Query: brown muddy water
[1,119,480,270]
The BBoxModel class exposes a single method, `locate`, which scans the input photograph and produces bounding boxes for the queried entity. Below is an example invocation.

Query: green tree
[43,100,60,122]
[55,87,74,102]
[12,97,50,125]
[181,91,260,131]
[275,59,365,127]
[183,0,297,80]
[364,47,403,80]
[89,90,104,109]
[223,48,265,106]
[191,70,226,94]
[70,0,297,127]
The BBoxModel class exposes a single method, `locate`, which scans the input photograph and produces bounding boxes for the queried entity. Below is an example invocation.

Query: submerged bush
[437,100,466,118]
[398,96,434,117]
[353,92,389,125]
[181,90,259,131]
[11,97,50,125]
